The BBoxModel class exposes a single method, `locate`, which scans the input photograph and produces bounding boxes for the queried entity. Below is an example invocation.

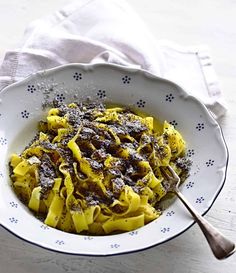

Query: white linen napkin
[0,0,226,119]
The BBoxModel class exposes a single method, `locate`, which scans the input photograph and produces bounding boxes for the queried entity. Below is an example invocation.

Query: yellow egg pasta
[9,101,190,235]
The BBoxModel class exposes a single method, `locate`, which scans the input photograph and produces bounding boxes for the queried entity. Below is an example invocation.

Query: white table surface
[0,0,235,272]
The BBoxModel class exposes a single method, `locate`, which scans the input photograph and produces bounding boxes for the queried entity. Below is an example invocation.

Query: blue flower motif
[0,137,7,145]
[9,201,18,208]
[187,149,195,157]
[97,90,106,99]
[55,240,65,245]
[161,227,170,233]
[169,120,178,128]
[73,72,82,81]
[9,217,18,224]
[206,159,214,167]
[165,94,174,102]
[0,173,3,178]
[129,230,138,236]
[196,123,204,131]
[55,93,65,103]
[111,243,120,248]
[84,236,93,240]
[166,210,175,217]
[186,181,195,189]
[196,196,204,203]
[40,224,49,230]
[21,110,30,119]
[122,75,131,84]
[36,215,45,222]
[136,99,146,108]
[27,85,36,94]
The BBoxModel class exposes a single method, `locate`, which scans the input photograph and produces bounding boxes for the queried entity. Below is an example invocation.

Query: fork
[160,165,235,260]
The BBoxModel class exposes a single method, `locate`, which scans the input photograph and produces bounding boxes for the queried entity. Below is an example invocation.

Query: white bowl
[0,63,228,256]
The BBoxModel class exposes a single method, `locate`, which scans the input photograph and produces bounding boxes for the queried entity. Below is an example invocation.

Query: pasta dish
[9,101,189,235]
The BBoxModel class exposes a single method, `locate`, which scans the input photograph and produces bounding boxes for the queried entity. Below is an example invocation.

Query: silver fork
[160,165,235,260]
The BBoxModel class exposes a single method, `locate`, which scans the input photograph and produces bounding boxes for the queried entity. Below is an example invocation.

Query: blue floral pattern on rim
[196,196,205,203]
[129,230,138,236]
[40,224,50,230]
[111,244,120,248]
[9,217,18,224]
[55,93,65,103]
[73,72,82,81]
[165,93,174,102]
[161,227,170,233]
[97,90,106,98]
[21,110,30,119]
[166,211,175,217]
[187,149,195,157]
[169,120,178,128]
[206,159,214,167]
[136,99,146,108]
[0,137,7,145]
[9,201,18,208]
[27,85,36,93]
[55,240,65,245]
[84,236,93,240]
[196,123,204,131]
[186,181,195,189]
[0,63,228,256]
[122,75,131,84]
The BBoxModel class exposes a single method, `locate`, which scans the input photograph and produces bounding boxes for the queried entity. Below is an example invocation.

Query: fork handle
[175,189,235,260]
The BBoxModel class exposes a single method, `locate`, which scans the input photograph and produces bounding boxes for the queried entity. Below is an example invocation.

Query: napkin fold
[0,0,226,118]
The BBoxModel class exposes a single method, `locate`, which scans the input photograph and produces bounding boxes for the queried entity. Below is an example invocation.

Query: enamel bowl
[0,63,228,256]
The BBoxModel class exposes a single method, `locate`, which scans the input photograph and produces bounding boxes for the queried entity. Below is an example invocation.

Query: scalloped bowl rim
[0,63,228,256]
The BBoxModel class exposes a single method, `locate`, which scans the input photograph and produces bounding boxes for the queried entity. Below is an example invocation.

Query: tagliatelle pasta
[9,101,190,235]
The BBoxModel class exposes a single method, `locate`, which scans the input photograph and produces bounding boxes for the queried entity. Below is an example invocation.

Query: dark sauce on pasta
[41,101,189,201]
[10,99,191,234]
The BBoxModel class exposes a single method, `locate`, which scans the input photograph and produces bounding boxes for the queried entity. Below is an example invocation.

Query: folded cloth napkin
[0,0,226,118]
